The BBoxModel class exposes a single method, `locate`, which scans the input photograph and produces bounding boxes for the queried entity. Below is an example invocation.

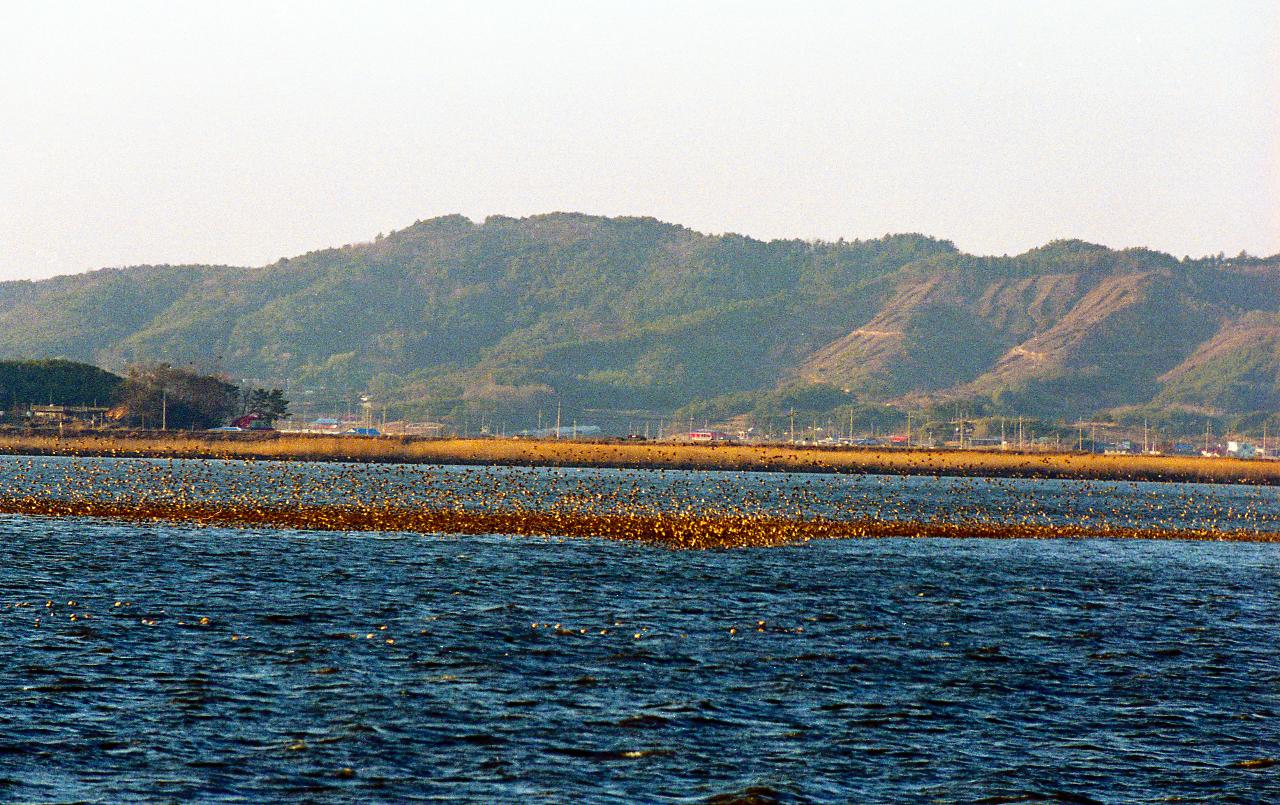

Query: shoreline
[2,497,1278,548]
[1,431,1279,486]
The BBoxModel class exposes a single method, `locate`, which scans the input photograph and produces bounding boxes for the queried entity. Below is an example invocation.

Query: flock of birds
[1,456,1278,549]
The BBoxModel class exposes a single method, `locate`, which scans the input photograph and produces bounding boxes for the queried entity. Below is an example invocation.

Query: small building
[1104,440,1138,454]
[28,404,110,427]
[297,418,344,434]
[522,425,602,439]
[689,430,735,443]
[967,437,1004,448]
[231,413,273,430]
[1227,441,1258,459]
[392,421,446,437]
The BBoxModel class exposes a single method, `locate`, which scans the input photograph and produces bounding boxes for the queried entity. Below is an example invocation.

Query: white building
[1227,441,1258,459]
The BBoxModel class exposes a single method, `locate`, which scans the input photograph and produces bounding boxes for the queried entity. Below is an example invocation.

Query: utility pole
[906,411,912,448]
[555,401,562,439]
[789,408,796,443]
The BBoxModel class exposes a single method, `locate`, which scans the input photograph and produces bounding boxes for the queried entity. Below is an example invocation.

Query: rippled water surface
[1,458,1278,802]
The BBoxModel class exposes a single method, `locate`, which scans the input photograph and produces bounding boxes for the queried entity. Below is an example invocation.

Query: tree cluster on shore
[0,359,287,431]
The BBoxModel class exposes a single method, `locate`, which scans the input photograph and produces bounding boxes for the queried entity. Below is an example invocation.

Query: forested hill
[2,212,1278,421]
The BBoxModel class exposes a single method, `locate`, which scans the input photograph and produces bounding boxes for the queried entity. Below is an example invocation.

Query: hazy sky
[2,1,1276,280]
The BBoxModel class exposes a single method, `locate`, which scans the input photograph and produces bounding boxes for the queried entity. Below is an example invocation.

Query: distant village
[6,396,1276,462]
[1,358,1274,459]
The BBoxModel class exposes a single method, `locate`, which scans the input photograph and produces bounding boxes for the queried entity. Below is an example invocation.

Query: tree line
[0,360,288,430]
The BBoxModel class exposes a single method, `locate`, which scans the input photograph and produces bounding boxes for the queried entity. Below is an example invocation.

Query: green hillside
[1,213,1277,425]
[0,359,123,409]
[1156,312,1280,413]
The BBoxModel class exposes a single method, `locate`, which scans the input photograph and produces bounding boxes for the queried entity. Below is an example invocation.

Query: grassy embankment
[1,430,1278,485]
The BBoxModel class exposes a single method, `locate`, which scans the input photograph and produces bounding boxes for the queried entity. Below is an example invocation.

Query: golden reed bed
[1,431,1279,485]
[2,497,1277,549]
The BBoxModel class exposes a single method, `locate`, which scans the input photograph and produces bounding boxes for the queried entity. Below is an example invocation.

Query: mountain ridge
[2,212,1277,422]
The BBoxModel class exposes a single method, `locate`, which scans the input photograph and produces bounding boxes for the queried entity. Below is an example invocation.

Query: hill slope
[1,213,1277,420]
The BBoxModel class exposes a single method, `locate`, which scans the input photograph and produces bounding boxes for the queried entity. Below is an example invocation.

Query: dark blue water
[2,507,1278,801]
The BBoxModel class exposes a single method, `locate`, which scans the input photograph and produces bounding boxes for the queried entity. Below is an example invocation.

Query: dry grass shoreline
[0,430,1277,485]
